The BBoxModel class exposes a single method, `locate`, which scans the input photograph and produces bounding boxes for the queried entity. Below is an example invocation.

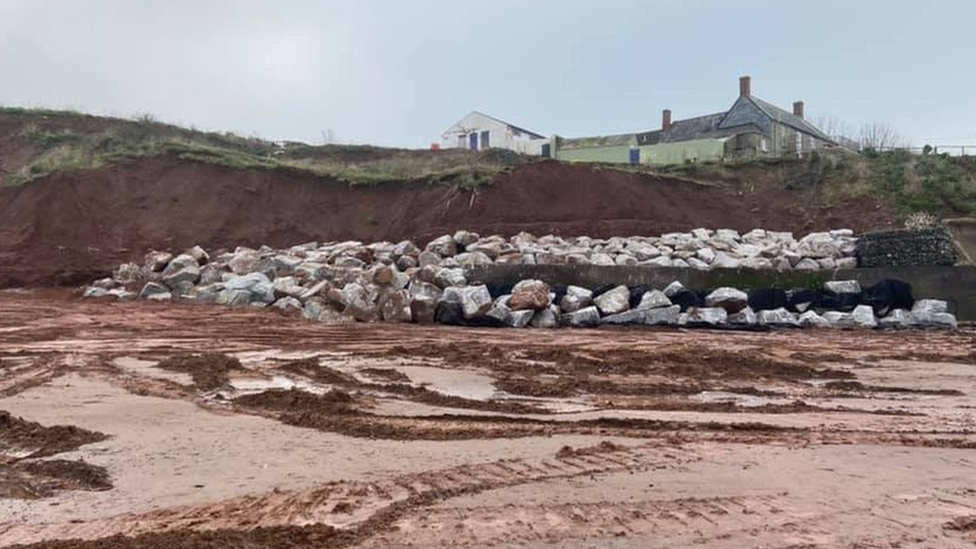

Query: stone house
[551,76,838,165]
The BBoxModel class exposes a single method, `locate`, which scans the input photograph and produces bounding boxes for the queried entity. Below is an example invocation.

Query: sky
[1,0,974,148]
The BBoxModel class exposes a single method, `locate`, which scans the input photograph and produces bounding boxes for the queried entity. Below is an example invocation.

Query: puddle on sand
[112,356,193,386]
[389,365,499,401]
[228,375,326,395]
[232,350,322,365]
[692,391,792,408]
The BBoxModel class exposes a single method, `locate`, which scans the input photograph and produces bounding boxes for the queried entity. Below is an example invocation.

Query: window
[457,135,465,148]
[480,131,490,149]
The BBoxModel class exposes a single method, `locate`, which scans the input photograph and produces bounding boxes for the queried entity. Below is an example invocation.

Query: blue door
[629,148,640,165]
[469,133,478,150]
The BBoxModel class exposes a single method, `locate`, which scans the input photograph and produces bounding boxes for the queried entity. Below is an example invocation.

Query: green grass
[1,106,529,188]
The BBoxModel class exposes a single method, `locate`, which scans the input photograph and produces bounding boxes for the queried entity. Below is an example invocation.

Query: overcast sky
[1,0,973,148]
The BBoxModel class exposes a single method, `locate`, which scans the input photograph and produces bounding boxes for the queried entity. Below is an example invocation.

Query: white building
[441,111,548,156]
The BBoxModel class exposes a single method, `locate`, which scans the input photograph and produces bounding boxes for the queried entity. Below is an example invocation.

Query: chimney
[739,75,752,97]
[662,109,672,133]
[792,101,805,119]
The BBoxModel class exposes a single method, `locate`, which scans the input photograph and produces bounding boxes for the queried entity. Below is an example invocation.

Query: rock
[711,253,741,269]
[340,283,379,322]
[663,281,685,297]
[794,258,821,271]
[741,257,773,270]
[562,306,601,328]
[184,245,210,265]
[822,311,853,328]
[798,310,831,328]
[225,273,275,304]
[83,286,111,299]
[417,251,442,267]
[600,309,646,325]
[144,251,173,272]
[272,296,303,313]
[507,309,535,328]
[530,307,559,329]
[378,290,412,322]
[644,304,681,325]
[727,306,758,325]
[696,247,716,264]
[627,243,662,261]
[334,256,366,269]
[396,255,419,271]
[824,280,861,295]
[453,230,480,247]
[796,232,839,258]
[879,309,912,328]
[392,240,421,258]
[593,285,630,315]
[456,251,493,267]
[272,276,305,299]
[643,256,673,267]
[410,296,439,324]
[228,249,261,275]
[559,290,593,314]
[161,263,200,289]
[691,228,711,240]
[434,268,466,289]
[509,280,552,311]
[636,290,671,310]
[190,284,221,303]
[113,263,143,284]
[443,285,493,319]
[199,264,224,286]
[817,258,837,270]
[486,301,512,325]
[685,307,728,326]
[91,277,117,290]
[912,299,948,315]
[216,289,252,306]
[373,265,397,285]
[757,308,799,327]
[614,254,637,266]
[836,257,858,269]
[170,280,196,298]
[139,282,170,299]
[425,235,458,257]
[851,305,878,328]
[910,309,958,328]
[704,287,749,314]
[146,291,173,302]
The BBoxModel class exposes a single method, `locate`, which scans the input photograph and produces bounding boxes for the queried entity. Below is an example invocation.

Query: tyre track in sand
[0,442,699,546]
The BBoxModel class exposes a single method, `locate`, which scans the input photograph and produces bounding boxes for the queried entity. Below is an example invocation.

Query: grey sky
[1,0,973,148]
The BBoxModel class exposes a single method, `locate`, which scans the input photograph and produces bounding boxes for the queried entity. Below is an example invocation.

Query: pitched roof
[636,112,755,146]
[558,132,636,149]
[450,111,547,140]
[746,97,835,143]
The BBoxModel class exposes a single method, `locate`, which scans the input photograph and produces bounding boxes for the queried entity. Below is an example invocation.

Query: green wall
[555,145,632,164]
[639,139,726,165]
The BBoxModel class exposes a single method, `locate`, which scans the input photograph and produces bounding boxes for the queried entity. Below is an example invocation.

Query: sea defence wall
[465,264,976,321]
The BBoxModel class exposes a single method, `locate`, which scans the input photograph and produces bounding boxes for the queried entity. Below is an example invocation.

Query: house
[441,111,548,156]
[551,76,837,165]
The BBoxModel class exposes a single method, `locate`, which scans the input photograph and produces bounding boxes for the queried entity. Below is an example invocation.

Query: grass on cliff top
[1,106,530,188]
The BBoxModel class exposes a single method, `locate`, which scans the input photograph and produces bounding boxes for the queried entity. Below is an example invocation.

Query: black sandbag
[787,289,818,313]
[628,285,654,308]
[485,283,514,299]
[551,285,569,303]
[670,289,704,311]
[861,279,914,316]
[817,290,861,312]
[434,301,465,326]
[591,283,618,299]
[748,288,788,312]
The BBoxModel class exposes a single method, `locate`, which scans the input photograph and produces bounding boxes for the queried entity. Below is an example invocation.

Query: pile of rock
[81,231,955,330]
[856,227,957,268]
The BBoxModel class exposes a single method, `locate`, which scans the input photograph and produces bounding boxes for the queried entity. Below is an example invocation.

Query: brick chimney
[739,75,752,97]
[662,109,672,133]
[792,101,805,119]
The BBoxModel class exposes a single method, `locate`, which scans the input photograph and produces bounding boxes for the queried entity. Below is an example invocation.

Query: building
[551,76,838,165]
[441,111,548,156]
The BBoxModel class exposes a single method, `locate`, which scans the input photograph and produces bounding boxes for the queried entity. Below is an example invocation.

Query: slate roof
[558,132,636,149]
[636,112,756,146]
[746,97,834,143]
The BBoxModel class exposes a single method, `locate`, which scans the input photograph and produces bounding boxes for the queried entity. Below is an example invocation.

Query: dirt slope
[0,156,895,287]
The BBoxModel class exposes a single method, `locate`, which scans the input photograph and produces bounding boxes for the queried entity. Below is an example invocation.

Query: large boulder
[704,287,749,314]
[139,282,170,300]
[559,285,593,313]
[798,310,830,328]
[561,306,601,328]
[144,251,173,273]
[434,268,466,289]
[378,290,412,323]
[757,308,799,327]
[228,249,261,275]
[508,279,552,311]
[272,296,303,313]
[225,272,275,304]
[442,285,493,320]
[644,304,681,326]
[684,307,728,326]
[340,283,380,322]
[879,309,912,328]
[727,306,758,325]
[601,309,646,325]
[425,235,458,258]
[636,290,671,310]
[216,289,252,306]
[113,262,143,285]
[530,306,559,329]
[593,285,630,315]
